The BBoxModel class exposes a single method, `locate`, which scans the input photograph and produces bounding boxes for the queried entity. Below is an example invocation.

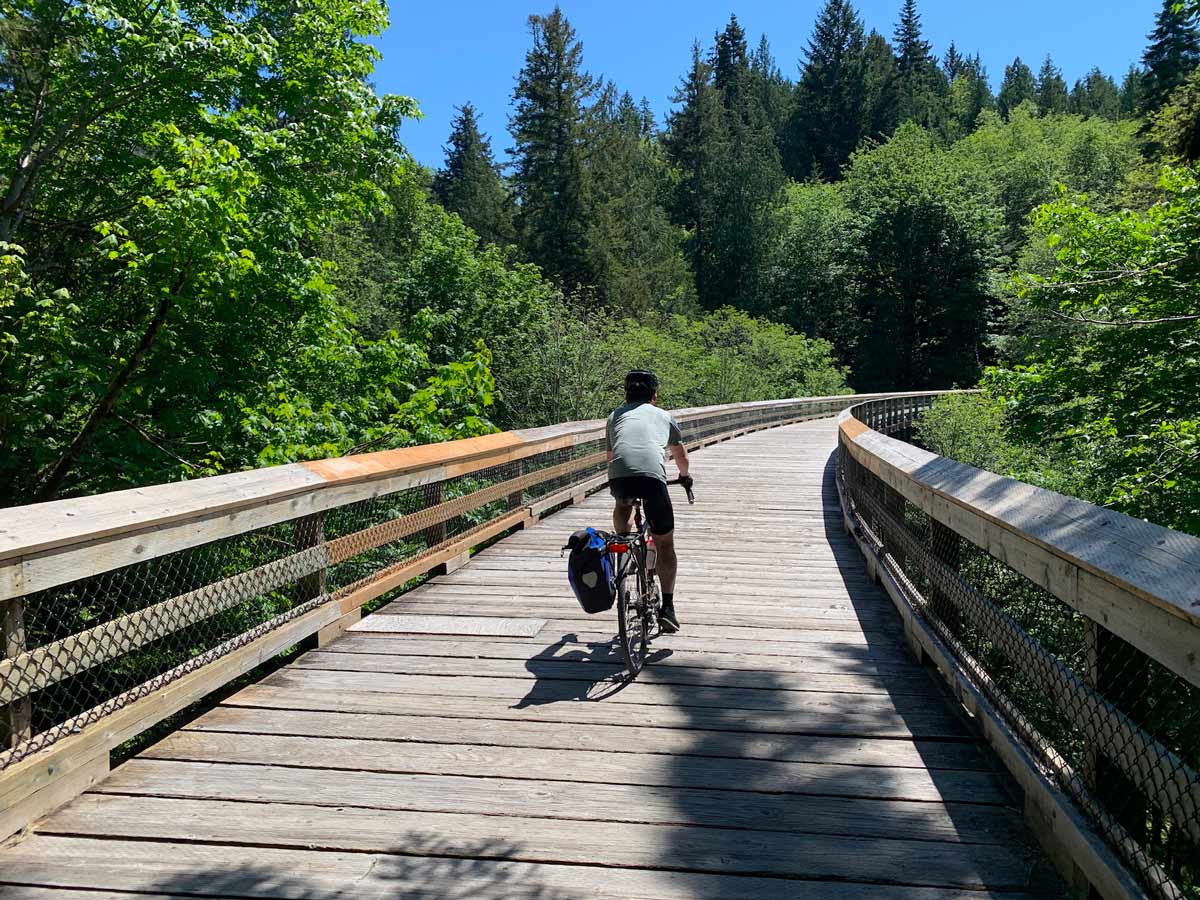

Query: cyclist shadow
[511,632,673,708]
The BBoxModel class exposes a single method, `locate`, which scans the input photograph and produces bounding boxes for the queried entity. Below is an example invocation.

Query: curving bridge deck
[0,419,1063,899]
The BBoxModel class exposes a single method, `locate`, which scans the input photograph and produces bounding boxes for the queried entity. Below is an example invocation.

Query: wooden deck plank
[287,649,945,696]
[0,418,1064,898]
[36,794,1054,892]
[140,731,1014,808]
[185,705,996,770]
[0,835,1053,900]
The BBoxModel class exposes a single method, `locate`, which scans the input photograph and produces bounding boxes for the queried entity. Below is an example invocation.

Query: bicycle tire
[617,563,647,674]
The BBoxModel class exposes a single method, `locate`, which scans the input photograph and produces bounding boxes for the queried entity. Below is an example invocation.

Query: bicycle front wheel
[617,565,648,675]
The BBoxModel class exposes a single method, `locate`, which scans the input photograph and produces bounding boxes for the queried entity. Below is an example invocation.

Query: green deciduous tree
[951,106,1141,250]
[992,167,1200,533]
[432,103,514,248]
[841,123,1000,389]
[509,6,596,291]
[0,0,418,501]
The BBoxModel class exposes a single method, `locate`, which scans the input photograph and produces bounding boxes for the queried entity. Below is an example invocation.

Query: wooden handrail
[0,392,932,602]
[838,401,1200,688]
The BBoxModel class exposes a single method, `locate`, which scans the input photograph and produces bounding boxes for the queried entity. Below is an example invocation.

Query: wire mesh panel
[839,398,1200,900]
[0,394,861,776]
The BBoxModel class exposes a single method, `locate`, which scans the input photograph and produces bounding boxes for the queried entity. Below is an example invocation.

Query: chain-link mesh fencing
[0,397,848,772]
[839,397,1200,900]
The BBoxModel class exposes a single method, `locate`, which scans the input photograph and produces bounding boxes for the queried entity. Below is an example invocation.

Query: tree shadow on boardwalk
[640,449,1064,896]
[140,834,577,899]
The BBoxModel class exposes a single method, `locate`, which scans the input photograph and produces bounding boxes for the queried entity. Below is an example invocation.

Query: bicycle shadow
[511,632,672,708]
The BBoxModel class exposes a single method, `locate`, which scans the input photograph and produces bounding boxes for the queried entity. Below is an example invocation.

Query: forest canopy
[1,0,1196,535]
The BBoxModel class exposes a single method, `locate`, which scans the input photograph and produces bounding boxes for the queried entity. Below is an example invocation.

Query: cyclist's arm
[668,443,689,478]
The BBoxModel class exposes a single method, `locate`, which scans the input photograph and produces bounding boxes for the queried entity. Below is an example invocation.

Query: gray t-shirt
[606,402,684,483]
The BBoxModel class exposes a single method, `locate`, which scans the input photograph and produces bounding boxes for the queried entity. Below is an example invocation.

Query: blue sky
[376,1,1159,169]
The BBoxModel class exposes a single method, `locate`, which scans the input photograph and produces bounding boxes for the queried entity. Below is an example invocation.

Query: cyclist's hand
[678,474,694,490]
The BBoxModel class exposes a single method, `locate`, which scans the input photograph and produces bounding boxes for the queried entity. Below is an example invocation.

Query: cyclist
[606,369,692,633]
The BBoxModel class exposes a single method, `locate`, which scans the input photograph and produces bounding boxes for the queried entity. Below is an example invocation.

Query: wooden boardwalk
[0,420,1063,899]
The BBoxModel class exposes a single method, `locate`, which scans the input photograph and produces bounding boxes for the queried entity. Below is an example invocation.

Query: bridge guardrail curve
[837,395,1200,900]
[0,390,940,840]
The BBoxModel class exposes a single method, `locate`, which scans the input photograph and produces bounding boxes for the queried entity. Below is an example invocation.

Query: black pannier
[563,527,615,613]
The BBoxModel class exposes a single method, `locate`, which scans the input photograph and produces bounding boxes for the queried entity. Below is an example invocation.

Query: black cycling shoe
[658,602,680,634]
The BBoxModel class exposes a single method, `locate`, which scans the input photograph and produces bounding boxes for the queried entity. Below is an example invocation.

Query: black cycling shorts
[609,476,674,535]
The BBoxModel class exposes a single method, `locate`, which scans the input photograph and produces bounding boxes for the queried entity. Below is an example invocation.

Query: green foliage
[432,104,514,248]
[841,124,1000,390]
[1143,0,1200,114]
[1036,56,1070,116]
[666,24,785,312]
[583,87,696,315]
[756,181,856,347]
[998,58,1037,119]
[993,166,1200,534]
[509,6,596,291]
[914,392,1094,498]
[499,303,850,426]
[1153,68,1200,161]
[0,0,420,502]
[950,107,1142,249]
[786,0,867,181]
[1070,68,1122,121]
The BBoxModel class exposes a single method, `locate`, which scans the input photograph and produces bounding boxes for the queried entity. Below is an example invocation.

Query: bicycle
[606,477,694,674]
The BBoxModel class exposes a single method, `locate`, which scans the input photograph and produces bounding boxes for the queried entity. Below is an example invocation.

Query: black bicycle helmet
[624,369,659,391]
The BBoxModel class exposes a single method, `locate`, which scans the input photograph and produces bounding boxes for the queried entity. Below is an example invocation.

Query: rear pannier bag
[564,527,615,614]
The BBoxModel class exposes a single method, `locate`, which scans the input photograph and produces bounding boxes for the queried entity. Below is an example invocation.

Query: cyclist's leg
[640,479,680,632]
[653,530,677,594]
[609,478,637,533]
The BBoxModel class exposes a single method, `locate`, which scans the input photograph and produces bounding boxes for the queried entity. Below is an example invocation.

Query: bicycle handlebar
[667,477,695,505]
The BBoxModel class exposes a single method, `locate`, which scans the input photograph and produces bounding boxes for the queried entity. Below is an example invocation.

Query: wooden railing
[0,391,930,840]
[837,395,1200,900]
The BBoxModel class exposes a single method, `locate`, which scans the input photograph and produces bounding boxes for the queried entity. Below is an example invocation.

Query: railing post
[293,512,327,605]
[3,596,34,748]
[507,460,525,511]
[424,481,448,546]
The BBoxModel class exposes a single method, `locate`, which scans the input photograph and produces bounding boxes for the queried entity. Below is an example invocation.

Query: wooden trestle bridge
[0,394,1196,900]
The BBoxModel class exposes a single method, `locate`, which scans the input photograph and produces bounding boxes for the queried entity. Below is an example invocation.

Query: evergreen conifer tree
[1036,55,1070,115]
[509,6,596,290]
[585,84,695,313]
[893,0,931,74]
[1070,68,1121,120]
[786,0,867,180]
[943,41,965,81]
[1120,66,1147,119]
[750,35,792,145]
[1142,0,1200,114]
[712,15,750,100]
[891,0,948,130]
[862,30,900,140]
[997,57,1037,118]
[432,103,513,247]
[665,44,729,306]
[947,54,993,137]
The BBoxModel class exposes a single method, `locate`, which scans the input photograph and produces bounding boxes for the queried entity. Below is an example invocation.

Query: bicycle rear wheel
[617,564,648,674]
